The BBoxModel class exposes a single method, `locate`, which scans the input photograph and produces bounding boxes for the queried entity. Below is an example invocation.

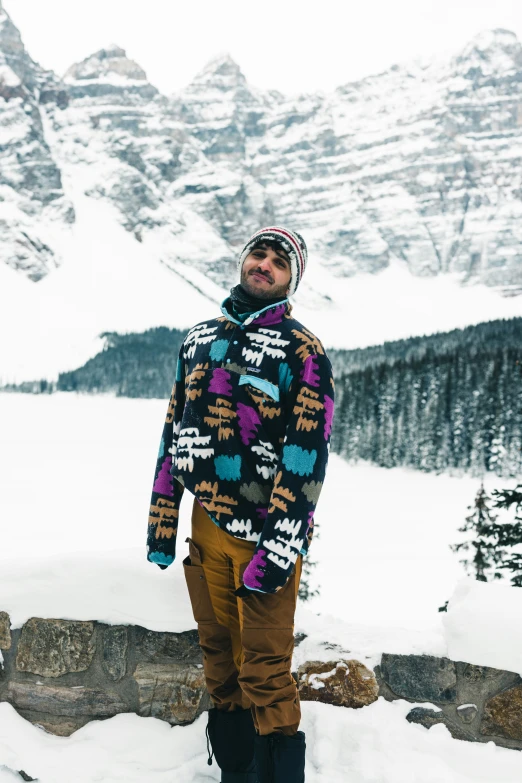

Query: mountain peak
[455,28,522,77]
[64,45,149,82]
[0,2,44,91]
[191,53,247,89]
[465,28,519,52]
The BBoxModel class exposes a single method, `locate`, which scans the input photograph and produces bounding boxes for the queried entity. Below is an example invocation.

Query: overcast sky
[4,0,522,95]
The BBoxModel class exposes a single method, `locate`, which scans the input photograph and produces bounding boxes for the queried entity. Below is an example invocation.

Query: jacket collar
[220,297,290,327]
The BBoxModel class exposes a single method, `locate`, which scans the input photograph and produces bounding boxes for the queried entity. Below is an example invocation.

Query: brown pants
[183,498,302,736]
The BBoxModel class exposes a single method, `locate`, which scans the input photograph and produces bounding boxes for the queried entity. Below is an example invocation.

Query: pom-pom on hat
[238,226,308,296]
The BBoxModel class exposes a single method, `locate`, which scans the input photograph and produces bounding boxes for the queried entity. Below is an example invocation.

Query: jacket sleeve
[242,348,335,594]
[146,343,186,569]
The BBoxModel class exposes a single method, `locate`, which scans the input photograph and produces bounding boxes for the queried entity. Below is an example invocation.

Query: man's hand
[147,551,174,569]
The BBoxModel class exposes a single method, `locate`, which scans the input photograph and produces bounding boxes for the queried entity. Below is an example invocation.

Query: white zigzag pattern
[242,329,289,366]
[175,427,214,473]
[184,324,218,359]
[168,421,181,459]
[264,518,303,570]
[252,441,277,462]
[252,441,277,479]
[274,517,302,537]
[226,518,260,542]
[256,464,277,480]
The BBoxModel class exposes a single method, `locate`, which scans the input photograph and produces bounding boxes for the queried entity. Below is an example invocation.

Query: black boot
[206,708,258,782]
[254,731,306,783]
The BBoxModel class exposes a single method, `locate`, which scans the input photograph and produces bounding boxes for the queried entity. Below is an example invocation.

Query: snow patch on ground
[444,579,522,676]
[1,698,522,783]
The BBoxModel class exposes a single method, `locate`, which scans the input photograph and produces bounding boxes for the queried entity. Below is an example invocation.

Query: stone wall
[377,653,522,751]
[0,611,521,752]
[0,612,209,736]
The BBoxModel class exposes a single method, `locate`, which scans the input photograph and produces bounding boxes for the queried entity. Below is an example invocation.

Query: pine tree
[298,519,321,602]
[298,555,320,601]
[451,483,504,581]
[491,485,522,587]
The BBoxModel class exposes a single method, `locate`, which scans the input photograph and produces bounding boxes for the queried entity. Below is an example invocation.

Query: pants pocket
[183,544,216,624]
[239,557,301,630]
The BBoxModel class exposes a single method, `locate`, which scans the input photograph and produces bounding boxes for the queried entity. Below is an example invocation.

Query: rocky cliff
[0,2,72,280]
[1,3,522,296]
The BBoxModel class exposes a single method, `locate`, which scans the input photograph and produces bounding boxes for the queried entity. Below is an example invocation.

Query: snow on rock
[298,659,379,709]
[293,606,447,674]
[443,579,522,676]
[0,547,196,633]
[0,543,446,671]
[0,63,19,87]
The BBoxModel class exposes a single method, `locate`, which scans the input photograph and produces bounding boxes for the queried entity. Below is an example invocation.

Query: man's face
[240,242,291,299]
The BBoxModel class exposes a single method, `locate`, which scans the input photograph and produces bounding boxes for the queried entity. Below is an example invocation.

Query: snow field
[2,392,522,780]
[0,391,509,631]
[1,391,520,672]
[1,699,522,783]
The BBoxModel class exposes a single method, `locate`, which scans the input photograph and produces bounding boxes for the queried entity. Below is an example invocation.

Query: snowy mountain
[1,3,522,381]
[0,2,72,280]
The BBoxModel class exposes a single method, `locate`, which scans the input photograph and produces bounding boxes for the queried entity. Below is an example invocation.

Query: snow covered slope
[1,4,522,381]
[1,391,522,780]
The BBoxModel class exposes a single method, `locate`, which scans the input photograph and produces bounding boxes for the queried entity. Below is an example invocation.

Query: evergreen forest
[57,327,187,398]
[330,318,522,477]
[4,317,521,478]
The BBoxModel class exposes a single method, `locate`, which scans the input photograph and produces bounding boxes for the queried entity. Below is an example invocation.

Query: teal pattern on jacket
[147,298,335,594]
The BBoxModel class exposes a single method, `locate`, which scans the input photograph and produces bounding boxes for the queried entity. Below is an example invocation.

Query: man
[147,226,335,783]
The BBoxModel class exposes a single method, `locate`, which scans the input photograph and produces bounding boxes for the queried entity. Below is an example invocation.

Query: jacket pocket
[238,374,280,401]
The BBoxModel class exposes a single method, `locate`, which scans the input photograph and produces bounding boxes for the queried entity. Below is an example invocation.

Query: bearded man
[147,227,335,783]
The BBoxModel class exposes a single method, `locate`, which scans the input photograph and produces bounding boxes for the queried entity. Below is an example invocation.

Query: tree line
[330,318,522,477]
[3,317,521,478]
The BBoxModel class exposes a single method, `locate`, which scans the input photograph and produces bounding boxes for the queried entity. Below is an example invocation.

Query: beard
[240,268,289,300]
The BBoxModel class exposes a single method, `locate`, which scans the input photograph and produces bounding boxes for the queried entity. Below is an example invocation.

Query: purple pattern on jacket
[209,368,232,396]
[153,457,174,496]
[237,402,261,444]
[243,548,268,589]
[252,303,287,327]
[324,394,334,440]
[301,354,320,387]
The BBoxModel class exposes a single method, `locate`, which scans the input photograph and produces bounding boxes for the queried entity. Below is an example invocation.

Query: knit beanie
[238,226,308,296]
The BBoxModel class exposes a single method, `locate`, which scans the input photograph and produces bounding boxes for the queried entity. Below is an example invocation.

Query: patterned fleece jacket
[147,297,335,594]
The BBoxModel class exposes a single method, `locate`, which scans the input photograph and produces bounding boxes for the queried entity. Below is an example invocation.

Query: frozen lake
[0,391,507,630]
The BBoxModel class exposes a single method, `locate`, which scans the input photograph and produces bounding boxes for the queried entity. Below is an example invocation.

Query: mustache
[249,268,273,283]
